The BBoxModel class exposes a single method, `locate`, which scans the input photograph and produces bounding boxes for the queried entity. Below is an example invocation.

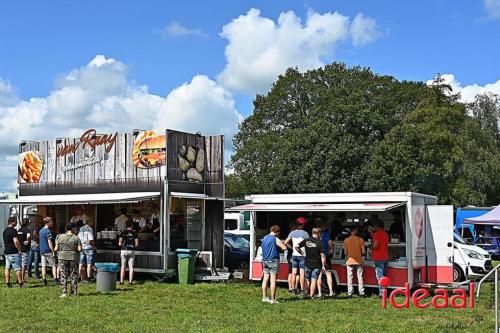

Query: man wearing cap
[261,225,287,304]
[285,217,309,295]
[3,217,23,288]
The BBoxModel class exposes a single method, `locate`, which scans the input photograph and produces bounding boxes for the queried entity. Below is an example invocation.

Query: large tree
[230,63,444,196]
[364,104,500,206]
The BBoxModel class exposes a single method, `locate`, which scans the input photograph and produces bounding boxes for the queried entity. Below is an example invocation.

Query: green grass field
[0,269,497,333]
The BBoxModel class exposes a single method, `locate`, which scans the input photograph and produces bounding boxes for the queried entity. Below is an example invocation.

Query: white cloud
[484,0,500,19]
[156,75,243,142]
[0,55,242,191]
[160,21,209,38]
[350,13,381,47]
[217,8,380,94]
[0,78,20,107]
[427,74,500,103]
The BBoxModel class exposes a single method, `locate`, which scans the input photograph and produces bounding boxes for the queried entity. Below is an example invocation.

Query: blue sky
[0,0,499,191]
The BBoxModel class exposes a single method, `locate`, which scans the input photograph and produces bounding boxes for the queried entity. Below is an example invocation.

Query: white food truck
[230,192,455,289]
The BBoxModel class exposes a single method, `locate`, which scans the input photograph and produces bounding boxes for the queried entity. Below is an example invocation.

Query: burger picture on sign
[132,130,166,169]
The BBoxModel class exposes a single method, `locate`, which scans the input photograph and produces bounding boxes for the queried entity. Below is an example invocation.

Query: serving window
[253,206,407,262]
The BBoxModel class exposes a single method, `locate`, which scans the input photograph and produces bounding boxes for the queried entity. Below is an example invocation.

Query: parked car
[224,233,250,271]
[453,233,492,282]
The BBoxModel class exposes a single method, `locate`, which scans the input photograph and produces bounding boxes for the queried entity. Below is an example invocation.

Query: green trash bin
[176,249,197,284]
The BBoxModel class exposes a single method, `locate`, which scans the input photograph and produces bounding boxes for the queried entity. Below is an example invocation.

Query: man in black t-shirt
[118,219,139,285]
[17,219,31,284]
[296,228,326,298]
[3,217,23,288]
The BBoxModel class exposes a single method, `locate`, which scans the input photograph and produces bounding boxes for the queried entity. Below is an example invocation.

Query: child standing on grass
[55,223,81,298]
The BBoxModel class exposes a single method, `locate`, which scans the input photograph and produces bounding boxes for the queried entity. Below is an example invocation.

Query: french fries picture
[19,151,43,183]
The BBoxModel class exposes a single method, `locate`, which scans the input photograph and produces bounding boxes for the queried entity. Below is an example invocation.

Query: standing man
[78,220,96,283]
[118,219,139,285]
[296,228,326,299]
[17,218,31,285]
[40,217,58,285]
[372,220,389,296]
[343,226,366,298]
[3,217,23,288]
[114,207,129,234]
[27,215,41,279]
[318,222,335,297]
[285,217,309,295]
[55,223,82,297]
[261,225,287,304]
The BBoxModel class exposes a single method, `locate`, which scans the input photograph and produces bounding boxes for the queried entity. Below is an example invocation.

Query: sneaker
[19,282,26,288]
[293,289,300,295]
[262,297,271,303]
[54,278,60,284]
[129,280,136,285]
[269,299,280,304]
[347,295,353,299]
[119,281,124,285]
[35,274,41,279]
[6,283,13,288]
[81,279,89,284]
[71,292,78,296]
[288,289,294,294]
[59,293,68,298]
[314,294,322,299]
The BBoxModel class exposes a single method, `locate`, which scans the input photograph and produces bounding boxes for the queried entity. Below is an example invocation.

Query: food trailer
[0,128,225,277]
[230,192,454,289]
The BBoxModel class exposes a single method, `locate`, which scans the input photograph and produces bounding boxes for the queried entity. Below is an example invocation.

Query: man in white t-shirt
[78,220,95,283]
[114,208,129,234]
[285,217,309,296]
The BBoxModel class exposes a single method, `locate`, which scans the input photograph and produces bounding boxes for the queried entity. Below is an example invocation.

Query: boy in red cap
[285,217,309,295]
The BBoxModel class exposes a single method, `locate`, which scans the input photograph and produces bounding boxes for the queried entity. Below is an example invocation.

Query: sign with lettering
[56,129,118,158]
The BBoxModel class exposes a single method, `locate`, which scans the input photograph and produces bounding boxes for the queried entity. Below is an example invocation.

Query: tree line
[226,63,500,207]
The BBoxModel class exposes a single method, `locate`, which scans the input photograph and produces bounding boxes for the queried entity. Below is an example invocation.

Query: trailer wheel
[453,264,465,282]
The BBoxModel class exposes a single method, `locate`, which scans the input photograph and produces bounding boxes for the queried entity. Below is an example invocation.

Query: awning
[0,192,161,205]
[170,192,223,200]
[464,206,500,225]
[228,202,405,212]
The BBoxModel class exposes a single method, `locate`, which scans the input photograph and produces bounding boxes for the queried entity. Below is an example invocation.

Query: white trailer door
[425,205,454,284]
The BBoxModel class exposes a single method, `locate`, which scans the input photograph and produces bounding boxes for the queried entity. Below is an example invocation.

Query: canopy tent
[463,205,500,225]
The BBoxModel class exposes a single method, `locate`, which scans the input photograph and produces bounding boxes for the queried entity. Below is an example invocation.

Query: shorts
[79,249,95,265]
[121,250,135,267]
[305,267,321,281]
[263,259,279,275]
[291,255,306,269]
[41,252,55,267]
[4,254,21,271]
[21,252,29,268]
[324,255,332,272]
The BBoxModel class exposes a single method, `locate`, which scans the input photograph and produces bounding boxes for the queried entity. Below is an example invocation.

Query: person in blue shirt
[319,223,336,297]
[261,225,287,304]
[39,217,57,285]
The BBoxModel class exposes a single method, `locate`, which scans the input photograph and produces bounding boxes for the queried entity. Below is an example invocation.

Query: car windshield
[225,234,250,249]
[454,233,471,245]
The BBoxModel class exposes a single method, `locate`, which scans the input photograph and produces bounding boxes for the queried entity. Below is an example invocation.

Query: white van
[224,212,250,239]
[453,232,492,282]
